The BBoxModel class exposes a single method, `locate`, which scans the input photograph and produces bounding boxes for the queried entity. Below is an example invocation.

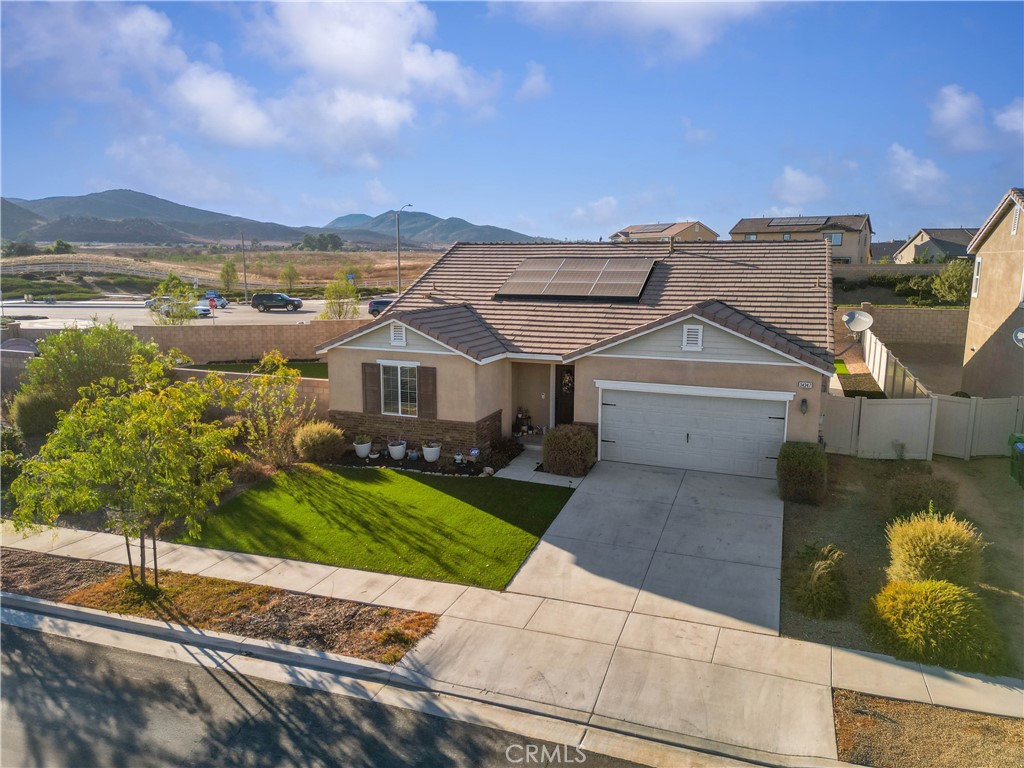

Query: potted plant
[353,434,372,459]
[387,436,407,460]
[422,440,442,463]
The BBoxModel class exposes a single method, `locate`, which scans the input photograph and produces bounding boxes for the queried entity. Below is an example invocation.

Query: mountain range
[0,189,543,246]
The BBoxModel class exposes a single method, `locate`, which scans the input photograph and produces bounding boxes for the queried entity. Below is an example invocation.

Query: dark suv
[368,298,394,317]
[251,293,303,312]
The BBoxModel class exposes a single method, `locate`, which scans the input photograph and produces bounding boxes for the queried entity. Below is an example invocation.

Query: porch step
[517,436,543,452]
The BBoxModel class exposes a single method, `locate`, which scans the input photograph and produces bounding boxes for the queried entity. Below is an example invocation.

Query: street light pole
[396,204,412,295]
[240,231,249,303]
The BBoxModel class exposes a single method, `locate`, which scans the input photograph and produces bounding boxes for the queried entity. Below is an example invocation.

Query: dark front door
[554,365,575,425]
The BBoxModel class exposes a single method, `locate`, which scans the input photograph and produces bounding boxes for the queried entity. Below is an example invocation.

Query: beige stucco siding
[475,358,512,431]
[573,357,824,442]
[511,362,552,429]
[730,229,868,263]
[962,207,1024,397]
[343,322,454,354]
[594,319,795,364]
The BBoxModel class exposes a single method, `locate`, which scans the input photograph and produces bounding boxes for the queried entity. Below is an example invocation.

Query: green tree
[280,263,300,292]
[1,240,40,257]
[10,364,238,589]
[321,269,359,320]
[933,258,974,306]
[49,239,75,254]
[300,233,318,251]
[150,272,197,325]
[220,260,239,293]
[234,351,313,468]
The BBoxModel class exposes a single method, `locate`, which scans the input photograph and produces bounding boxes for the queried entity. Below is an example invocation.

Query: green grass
[179,465,574,589]
[834,359,850,375]
[2,277,102,301]
[188,361,328,379]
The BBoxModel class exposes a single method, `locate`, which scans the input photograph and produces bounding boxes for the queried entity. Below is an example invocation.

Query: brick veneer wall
[833,303,968,346]
[328,409,503,454]
[171,368,330,419]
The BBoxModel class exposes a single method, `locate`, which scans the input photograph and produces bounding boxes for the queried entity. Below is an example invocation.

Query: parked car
[368,298,395,317]
[251,292,303,312]
[160,301,212,318]
[144,295,172,309]
[204,290,229,309]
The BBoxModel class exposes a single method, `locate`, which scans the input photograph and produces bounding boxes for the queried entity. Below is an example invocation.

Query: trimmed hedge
[792,543,849,619]
[864,579,1008,674]
[888,473,958,517]
[10,388,63,436]
[542,424,596,477]
[293,421,346,463]
[776,441,827,504]
[886,504,986,587]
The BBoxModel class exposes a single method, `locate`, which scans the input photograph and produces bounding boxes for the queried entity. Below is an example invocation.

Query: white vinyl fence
[862,328,930,399]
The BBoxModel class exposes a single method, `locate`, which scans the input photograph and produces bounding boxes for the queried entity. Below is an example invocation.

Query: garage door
[600,389,787,478]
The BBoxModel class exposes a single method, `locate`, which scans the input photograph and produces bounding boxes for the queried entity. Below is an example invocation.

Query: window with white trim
[390,324,407,346]
[971,257,982,298]
[1012,204,1020,236]
[783,233,791,241]
[681,324,703,351]
[744,234,757,241]
[381,364,417,416]
[825,233,842,246]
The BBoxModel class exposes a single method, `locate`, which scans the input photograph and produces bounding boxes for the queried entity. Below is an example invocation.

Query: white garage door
[600,389,787,478]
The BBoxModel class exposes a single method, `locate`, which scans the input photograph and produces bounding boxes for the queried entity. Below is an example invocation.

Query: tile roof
[969,188,1024,253]
[730,215,872,235]
[319,241,835,372]
[871,239,906,260]
[611,221,719,241]
[392,303,508,361]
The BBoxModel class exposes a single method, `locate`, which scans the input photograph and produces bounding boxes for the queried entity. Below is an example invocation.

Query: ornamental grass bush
[10,388,63,436]
[293,421,346,463]
[864,579,1008,674]
[542,424,596,477]
[776,441,827,504]
[792,543,849,619]
[887,473,957,517]
[885,503,986,587]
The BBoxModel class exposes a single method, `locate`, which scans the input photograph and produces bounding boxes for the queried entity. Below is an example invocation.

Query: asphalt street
[0,625,642,768]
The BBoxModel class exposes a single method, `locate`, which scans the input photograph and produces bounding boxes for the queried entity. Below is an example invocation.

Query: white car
[144,295,172,309]
[159,301,212,318]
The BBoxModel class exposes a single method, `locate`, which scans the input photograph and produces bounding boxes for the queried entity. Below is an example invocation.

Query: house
[316,241,835,479]
[870,239,907,263]
[610,221,718,243]
[892,228,977,264]
[729,215,873,264]
[961,188,1024,398]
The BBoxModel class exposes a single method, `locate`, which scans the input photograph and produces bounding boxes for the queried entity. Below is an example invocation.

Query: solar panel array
[496,258,656,300]
[628,223,673,234]
[769,216,827,227]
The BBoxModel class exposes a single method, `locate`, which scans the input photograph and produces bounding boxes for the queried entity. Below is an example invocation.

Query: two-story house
[893,227,977,264]
[729,215,873,264]
[610,221,718,243]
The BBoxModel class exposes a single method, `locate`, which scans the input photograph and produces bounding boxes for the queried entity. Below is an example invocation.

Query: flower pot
[423,444,441,463]
[354,442,372,459]
[388,441,407,460]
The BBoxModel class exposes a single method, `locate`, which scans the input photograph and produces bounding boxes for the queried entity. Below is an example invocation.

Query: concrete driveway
[507,461,783,635]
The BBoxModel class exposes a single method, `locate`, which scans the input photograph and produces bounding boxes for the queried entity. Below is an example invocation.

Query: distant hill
[26,216,199,244]
[1,198,46,240]
[13,189,236,225]
[325,209,545,244]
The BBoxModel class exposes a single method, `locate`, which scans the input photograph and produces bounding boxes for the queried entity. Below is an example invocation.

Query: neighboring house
[892,228,977,264]
[729,215,873,264]
[317,241,835,479]
[961,188,1024,398]
[610,221,718,243]
[870,239,906,263]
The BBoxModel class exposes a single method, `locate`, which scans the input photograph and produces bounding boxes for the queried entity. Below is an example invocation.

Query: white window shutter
[682,324,703,350]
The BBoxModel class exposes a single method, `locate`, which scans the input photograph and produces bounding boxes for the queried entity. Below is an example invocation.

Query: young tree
[932,258,973,306]
[234,351,313,467]
[320,269,359,320]
[49,239,75,254]
[280,263,300,292]
[10,365,238,589]
[220,260,239,293]
[150,272,197,325]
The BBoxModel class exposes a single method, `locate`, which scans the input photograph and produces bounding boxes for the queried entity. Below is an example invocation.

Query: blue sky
[2,1,1022,241]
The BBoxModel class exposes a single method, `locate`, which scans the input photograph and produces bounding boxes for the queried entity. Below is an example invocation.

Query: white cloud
[571,196,619,226]
[994,97,1024,135]
[888,143,948,202]
[170,64,283,148]
[772,166,828,207]
[930,84,988,152]
[104,135,239,204]
[516,62,552,101]
[365,179,396,208]
[513,2,763,60]
[681,117,712,145]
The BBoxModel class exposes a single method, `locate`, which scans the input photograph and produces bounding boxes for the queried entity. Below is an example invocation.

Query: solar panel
[769,216,827,227]
[628,223,673,234]
[496,258,656,300]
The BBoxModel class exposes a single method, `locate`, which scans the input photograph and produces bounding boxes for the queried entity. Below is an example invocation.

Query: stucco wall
[0,350,32,393]
[730,229,869,263]
[512,362,552,430]
[572,357,825,443]
[962,208,1024,397]
[475,358,512,432]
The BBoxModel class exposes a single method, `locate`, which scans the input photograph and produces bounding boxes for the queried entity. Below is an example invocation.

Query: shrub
[792,543,848,619]
[886,504,986,587]
[0,422,25,456]
[229,458,276,485]
[293,421,346,463]
[888,473,957,517]
[541,424,596,477]
[776,442,827,504]
[486,435,524,470]
[864,580,1008,674]
[11,388,64,436]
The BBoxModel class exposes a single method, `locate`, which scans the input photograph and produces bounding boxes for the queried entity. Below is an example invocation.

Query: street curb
[0,592,863,768]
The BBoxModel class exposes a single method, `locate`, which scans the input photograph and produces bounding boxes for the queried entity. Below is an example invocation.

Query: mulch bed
[838,372,887,399]
[1,547,437,664]
[834,689,1023,768]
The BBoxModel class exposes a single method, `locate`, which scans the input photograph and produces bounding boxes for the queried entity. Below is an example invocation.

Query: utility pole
[240,231,249,303]
[396,204,412,295]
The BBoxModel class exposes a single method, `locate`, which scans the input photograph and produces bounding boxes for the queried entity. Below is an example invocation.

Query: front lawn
[179,465,573,590]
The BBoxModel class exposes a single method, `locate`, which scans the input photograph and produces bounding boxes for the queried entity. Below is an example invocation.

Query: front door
[554,365,575,425]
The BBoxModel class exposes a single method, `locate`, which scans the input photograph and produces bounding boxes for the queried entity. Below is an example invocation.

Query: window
[681,324,703,351]
[390,324,406,346]
[825,233,842,246]
[1013,205,1020,236]
[971,257,982,298]
[783,233,791,241]
[744,234,757,241]
[381,364,417,416]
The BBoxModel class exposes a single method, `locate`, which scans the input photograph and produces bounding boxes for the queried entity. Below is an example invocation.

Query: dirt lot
[1,547,436,664]
[781,455,1023,674]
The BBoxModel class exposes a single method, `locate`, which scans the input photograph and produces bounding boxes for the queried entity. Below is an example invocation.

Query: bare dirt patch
[834,688,1023,768]
[1,548,436,663]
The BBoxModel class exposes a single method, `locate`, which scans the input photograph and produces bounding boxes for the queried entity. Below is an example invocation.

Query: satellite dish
[842,310,874,333]
[1013,327,1024,350]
